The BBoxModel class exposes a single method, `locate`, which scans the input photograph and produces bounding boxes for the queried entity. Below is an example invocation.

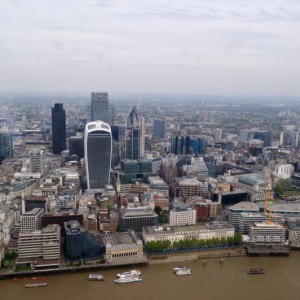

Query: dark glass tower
[153,119,165,138]
[0,128,13,164]
[85,121,112,189]
[52,103,66,155]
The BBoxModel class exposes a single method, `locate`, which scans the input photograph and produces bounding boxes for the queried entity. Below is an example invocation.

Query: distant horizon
[2,1,300,97]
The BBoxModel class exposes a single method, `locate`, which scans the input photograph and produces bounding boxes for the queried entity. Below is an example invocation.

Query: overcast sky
[1,0,300,97]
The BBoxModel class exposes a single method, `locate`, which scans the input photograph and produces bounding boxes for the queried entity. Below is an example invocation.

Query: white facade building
[20,208,44,233]
[274,164,294,179]
[169,207,196,226]
[142,222,234,245]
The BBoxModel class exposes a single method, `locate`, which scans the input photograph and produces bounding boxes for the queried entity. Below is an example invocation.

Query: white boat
[25,282,48,288]
[88,274,104,281]
[114,276,142,284]
[173,266,186,272]
[176,268,192,276]
[116,270,141,278]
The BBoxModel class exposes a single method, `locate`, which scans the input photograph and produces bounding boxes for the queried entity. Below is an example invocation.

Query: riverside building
[142,222,234,245]
[17,224,61,268]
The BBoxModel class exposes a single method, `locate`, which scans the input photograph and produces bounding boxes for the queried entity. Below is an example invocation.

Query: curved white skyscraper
[84,121,112,189]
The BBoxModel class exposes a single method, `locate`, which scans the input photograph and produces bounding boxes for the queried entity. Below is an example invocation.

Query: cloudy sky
[1,0,300,96]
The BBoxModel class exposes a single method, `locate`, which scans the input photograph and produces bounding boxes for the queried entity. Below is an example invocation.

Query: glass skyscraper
[0,127,13,164]
[51,103,66,155]
[91,92,109,123]
[85,121,112,189]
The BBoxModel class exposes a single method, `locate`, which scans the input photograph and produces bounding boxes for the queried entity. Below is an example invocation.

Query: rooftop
[229,202,259,212]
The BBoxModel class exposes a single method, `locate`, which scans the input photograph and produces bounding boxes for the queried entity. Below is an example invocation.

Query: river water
[1,252,300,300]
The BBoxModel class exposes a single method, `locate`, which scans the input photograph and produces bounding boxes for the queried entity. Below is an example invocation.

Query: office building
[101,231,144,262]
[171,134,190,155]
[125,127,140,160]
[17,224,60,268]
[214,129,223,142]
[20,208,44,233]
[253,130,271,147]
[142,222,234,245]
[64,221,105,261]
[91,92,110,123]
[248,222,286,244]
[169,205,196,226]
[30,148,46,175]
[69,135,84,159]
[228,202,259,230]
[85,121,112,189]
[120,207,159,232]
[0,127,13,164]
[153,119,165,139]
[239,130,250,143]
[52,103,66,155]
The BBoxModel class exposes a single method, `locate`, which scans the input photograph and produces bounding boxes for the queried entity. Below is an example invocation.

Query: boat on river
[175,268,192,276]
[173,266,186,272]
[247,268,266,275]
[114,276,142,284]
[116,270,141,278]
[88,274,104,281]
[25,282,48,288]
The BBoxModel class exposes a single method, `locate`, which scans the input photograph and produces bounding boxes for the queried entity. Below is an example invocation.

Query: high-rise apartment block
[52,103,66,155]
[85,121,112,189]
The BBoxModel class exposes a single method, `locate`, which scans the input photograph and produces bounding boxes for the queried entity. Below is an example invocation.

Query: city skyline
[1,1,300,97]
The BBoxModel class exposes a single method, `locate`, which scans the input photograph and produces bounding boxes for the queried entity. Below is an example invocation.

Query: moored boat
[25,282,48,288]
[247,268,266,275]
[116,270,141,278]
[88,274,104,281]
[175,268,192,276]
[114,276,142,284]
[173,266,185,273]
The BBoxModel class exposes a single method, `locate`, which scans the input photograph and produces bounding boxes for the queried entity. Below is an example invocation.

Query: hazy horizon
[1,1,300,97]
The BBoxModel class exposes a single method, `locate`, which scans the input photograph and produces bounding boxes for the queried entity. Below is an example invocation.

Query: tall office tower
[52,103,66,155]
[91,92,110,123]
[0,126,13,164]
[125,128,140,160]
[153,119,165,139]
[214,128,223,143]
[85,121,112,189]
[138,116,145,157]
[125,106,145,159]
[171,133,190,155]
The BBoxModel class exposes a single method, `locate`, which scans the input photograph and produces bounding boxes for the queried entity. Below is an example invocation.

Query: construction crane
[263,167,272,224]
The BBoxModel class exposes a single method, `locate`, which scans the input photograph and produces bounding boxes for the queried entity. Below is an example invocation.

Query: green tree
[154,206,162,216]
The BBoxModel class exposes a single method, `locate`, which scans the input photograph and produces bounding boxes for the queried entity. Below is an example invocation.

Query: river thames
[1,252,300,300]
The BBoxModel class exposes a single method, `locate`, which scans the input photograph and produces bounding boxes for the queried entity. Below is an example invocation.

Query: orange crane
[263,167,272,224]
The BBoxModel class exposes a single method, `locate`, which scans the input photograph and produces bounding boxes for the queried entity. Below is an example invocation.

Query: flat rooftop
[230,202,259,212]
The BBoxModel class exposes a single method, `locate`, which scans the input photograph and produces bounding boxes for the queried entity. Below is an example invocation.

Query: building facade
[52,103,66,155]
[91,92,109,123]
[85,121,112,189]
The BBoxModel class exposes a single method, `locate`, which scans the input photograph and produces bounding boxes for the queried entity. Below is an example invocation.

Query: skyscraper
[214,128,222,143]
[153,119,165,139]
[0,127,13,164]
[85,121,112,189]
[91,92,110,123]
[51,103,66,155]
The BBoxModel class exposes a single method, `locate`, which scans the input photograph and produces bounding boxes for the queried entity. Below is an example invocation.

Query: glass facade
[85,121,112,190]
[0,130,13,164]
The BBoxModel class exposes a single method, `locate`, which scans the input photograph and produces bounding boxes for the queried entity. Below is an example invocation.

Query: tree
[2,260,9,268]
[154,206,162,216]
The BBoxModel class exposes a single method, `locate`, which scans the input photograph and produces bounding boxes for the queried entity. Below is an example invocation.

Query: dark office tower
[253,130,272,147]
[153,119,165,139]
[85,121,112,189]
[0,127,13,164]
[69,135,84,159]
[125,128,140,160]
[51,103,66,155]
[171,133,190,155]
[91,92,110,123]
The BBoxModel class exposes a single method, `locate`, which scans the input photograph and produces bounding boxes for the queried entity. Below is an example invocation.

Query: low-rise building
[102,231,144,262]
[248,222,286,244]
[142,222,234,245]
